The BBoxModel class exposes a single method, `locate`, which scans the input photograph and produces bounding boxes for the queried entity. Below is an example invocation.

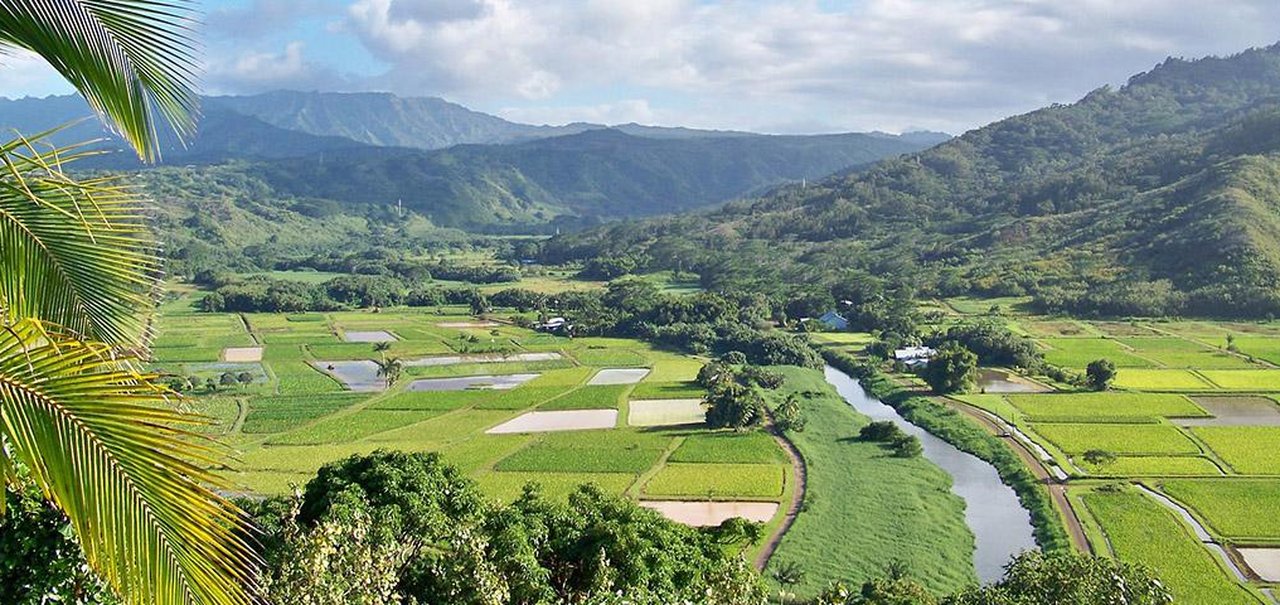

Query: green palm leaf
[0,0,200,161]
[0,318,259,604]
[0,131,162,348]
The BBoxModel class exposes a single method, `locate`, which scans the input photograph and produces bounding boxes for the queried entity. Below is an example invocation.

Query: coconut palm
[375,356,404,387]
[0,2,257,605]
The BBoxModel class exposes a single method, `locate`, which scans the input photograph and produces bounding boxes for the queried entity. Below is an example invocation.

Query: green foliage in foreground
[251,450,767,604]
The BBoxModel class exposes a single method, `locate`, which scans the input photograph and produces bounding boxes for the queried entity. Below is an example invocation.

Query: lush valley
[9,5,1280,602]
[543,44,1280,318]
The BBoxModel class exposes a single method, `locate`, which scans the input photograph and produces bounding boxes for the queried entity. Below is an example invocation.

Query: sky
[3,0,1280,135]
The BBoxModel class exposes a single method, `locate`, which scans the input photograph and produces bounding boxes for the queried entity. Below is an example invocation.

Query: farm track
[945,398,1092,553]
[754,411,807,571]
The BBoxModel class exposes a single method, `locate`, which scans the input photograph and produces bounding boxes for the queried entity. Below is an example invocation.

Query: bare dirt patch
[1238,548,1280,581]
[640,500,779,526]
[222,347,264,362]
[486,409,618,434]
[436,321,500,328]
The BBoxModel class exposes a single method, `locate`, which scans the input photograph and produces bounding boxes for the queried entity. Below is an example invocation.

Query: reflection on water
[824,365,1037,582]
[976,369,1045,394]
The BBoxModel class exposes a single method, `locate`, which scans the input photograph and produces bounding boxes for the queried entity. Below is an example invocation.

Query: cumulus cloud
[205,41,344,93]
[498,99,657,126]
[339,0,1280,133]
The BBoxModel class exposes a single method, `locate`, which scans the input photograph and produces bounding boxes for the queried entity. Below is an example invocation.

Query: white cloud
[340,0,1280,133]
[0,50,72,97]
[205,41,341,93]
[498,99,656,126]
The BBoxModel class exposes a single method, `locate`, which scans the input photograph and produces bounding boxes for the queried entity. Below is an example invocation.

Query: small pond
[976,369,1048,394]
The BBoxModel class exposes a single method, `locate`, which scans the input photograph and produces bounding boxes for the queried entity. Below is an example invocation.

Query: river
[823,365,1038,582]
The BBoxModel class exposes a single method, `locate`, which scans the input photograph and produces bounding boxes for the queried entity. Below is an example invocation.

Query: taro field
[937,306,1280,603]
[150,290,791,537]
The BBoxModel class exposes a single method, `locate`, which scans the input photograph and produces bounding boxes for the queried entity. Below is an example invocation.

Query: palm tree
[373,341,392,355]
[375,356,404,388]
[0,3,257,605]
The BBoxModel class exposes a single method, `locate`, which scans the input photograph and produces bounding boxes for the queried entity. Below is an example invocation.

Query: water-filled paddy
[312,360,384,392]
[343,330,397,343]
[408,373,540,392]
[588,368,651,385]
[1179,397,1280,426]
[628,399,705,426]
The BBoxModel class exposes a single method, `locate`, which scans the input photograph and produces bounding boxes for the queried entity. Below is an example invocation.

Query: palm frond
[0,131,162,348]
[0,0,200,161]
[0,319,259,604]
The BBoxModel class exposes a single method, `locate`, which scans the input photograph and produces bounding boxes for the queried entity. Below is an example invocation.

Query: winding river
[823,365,1037,582]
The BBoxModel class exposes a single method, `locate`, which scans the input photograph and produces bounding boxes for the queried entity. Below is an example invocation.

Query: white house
[893,346,936,367]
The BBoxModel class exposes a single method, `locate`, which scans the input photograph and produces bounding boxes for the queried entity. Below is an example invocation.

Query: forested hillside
[542,44,1280,317]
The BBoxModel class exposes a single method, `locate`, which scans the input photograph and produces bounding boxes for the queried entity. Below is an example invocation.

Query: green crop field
[1040,338,1155,368]
[667,431,786,464]
[1077,456,1222,477]
[1118,338,1257,369]
[538,385,630,410]
[1006,392,1207,421]
[1113,369,1218,391]
[643,463,785,498]
[1231,337,1280,366]
[1082,488,1262,605]
[1199,370,1280,391]
[1161,479,1280,540]
[1191,427,1280,475]
[1030,422,1201,456]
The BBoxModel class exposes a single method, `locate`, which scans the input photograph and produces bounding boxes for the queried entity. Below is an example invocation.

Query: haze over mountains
[546,44,1280,317]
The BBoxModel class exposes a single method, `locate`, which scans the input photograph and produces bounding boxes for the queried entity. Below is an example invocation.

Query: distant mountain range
[0,90,947,231]
[543,43,1280,316]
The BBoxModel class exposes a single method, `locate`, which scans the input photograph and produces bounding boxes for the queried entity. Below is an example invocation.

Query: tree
[219,372,238,388]
[372,341,392,355]
[1085,359,1116,391]
[1081,449,1117,468]
[236,372,255,387]
[775,395,807,432]
[0,6,259,603]
[921,343,978,395]
[374,357,403,387]
[946,551,1172,605]
[705,383,766,430]
[770,560,805,602]
[890,435,923,458]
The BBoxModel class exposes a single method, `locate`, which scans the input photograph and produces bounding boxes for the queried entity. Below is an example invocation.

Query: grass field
[761,367,975,597]
[1161,479,1280,540]
[1191,427,1280,475]
[1082,488,1262,605]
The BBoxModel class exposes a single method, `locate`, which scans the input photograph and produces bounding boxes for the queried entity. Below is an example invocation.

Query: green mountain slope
[541,44,1280,317]
[244,128,935,229]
